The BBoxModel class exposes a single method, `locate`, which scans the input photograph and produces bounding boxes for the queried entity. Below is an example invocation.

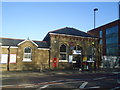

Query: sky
[2,1,120,41]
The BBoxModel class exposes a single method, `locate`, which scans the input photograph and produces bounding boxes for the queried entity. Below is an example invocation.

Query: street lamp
[94,8,98,29]
[118,1,120,19]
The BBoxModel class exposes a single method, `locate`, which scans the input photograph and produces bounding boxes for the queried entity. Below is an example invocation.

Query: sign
[0,54,17,64]
[10,54,16,63]
[0,54,8,64]
[73,50,81,55]
[69,55,73,63]
[72,61,76,63]
[83,57,87,61]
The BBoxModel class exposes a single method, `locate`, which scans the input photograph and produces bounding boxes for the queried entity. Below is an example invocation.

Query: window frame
[59,44,68,62]
[23,47,32,62]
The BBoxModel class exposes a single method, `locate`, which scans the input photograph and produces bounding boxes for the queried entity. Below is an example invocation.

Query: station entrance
[72,54,82,69]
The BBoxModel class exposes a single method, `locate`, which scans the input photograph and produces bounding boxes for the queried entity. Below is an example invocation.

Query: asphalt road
[1,71,120,90]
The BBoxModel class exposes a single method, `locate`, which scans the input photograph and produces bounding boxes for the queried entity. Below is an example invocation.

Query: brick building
[88,19,120,68]
[0,27,101,71]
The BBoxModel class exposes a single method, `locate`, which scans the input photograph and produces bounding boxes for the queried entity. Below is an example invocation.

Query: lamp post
[94,8,98,29]
[118,1,120,19]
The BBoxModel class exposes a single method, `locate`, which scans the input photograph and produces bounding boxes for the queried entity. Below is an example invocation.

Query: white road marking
[40,85,49,89]
[36,85,49,90]
[110,87,120,90]
[50,80,64,83]
[94,77,106,80]
[89,86,100,88]
[0,85,16,87]
[48,80,83,86]
[79,82,88,89]
[112,72,120,74]
[2,79,84,88]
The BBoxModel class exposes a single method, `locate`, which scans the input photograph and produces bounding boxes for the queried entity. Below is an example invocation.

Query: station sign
[73,50,81,55]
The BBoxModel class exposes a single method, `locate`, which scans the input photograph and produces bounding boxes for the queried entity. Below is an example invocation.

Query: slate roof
[43,27,97,41]
[0,38,49,48]
[50,27,96,38]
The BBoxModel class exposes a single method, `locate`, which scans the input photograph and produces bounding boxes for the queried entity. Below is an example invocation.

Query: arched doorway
[72,45,82,69]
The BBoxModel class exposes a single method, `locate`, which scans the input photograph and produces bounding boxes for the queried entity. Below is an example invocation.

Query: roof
[43,27,97,41]
[50,27,97,38]
[0,38,49,48]
[88,19,120,32]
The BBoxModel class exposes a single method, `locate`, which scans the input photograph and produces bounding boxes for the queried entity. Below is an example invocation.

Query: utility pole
[7,46,10,71]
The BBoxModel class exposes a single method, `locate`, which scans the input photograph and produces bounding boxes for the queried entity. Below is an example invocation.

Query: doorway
[72,55,82,69]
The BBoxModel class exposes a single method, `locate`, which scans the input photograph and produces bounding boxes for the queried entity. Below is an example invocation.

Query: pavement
[1,68,120,78]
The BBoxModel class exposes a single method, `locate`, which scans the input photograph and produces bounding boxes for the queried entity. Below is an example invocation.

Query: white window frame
[23,47,32,62]
[59,44,68,62]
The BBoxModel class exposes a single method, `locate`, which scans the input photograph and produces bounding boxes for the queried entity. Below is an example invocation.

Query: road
[1,71,120,90]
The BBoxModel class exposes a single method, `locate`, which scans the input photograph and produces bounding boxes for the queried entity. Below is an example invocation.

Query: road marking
[110,87,120,90]
[0,85,17,87]
[50,80,64,83]
[94,77,106,80]
[36,85,49,90]
[112,72,120,74]
[79,82,88,89]
[40,85,49,89]
[2,79,83,88]
[89,86,100,88]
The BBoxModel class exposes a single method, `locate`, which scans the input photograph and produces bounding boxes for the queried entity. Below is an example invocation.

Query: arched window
[23,47,32,62]
[60,44,67,52]
[59,44,67,60]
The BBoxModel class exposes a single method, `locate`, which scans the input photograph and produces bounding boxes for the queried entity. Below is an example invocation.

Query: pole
[94,10,95,29]
[118,1,120,19]
[94,8,98,29]
[93,8,98,70]
[7,46,10,71]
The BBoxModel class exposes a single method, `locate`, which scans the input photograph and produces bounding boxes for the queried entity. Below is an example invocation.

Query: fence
[101,56,120,68]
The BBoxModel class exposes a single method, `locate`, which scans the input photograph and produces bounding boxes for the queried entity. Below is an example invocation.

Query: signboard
[72,61,76,63]
[69,55,73,63]
[10,54,16,63]
[83,57,87,61]
[73,50,81,55]
[0,54,8,64]
[0,54,16,64]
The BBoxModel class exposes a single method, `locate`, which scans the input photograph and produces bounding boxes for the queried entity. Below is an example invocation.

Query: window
[99,30,102,45]
[99,30,102,38]
[106,25,119,56]
[23,47,32,62]
[59,44,67,60]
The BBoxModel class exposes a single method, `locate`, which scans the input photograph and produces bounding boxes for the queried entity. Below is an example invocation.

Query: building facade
[0,38,50,71]
[88,19,120,68]
[0,27,101,71]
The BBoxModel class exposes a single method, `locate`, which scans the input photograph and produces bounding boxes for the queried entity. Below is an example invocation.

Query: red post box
[52,58,58,67]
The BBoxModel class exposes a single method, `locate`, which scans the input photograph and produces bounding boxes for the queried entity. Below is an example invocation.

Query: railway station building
[0,27,101,71]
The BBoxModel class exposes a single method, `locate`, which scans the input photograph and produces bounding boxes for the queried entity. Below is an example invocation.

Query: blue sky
[2,2,119,41]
